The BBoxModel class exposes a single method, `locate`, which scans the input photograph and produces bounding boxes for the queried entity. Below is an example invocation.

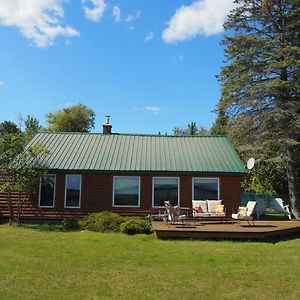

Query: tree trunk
[286,148,300,219]
[6,191,14,225]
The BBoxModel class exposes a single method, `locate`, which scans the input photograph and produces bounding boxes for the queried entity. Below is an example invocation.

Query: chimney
[102,115,112,134]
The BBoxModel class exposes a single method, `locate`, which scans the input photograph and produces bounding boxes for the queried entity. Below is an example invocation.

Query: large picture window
[113,177,140,207]
[39,175,56,208]
[193,178,219,200]
[153,177,179,207]
[65,175,81,208]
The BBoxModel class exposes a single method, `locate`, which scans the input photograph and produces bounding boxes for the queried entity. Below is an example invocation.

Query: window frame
[192,177,220,201]
[64,174,82,209]
[39,174,56,208]
[152,177,180,208]
[112,176,141,208]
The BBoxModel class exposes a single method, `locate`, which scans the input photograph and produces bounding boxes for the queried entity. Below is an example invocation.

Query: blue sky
[0,0,236,134]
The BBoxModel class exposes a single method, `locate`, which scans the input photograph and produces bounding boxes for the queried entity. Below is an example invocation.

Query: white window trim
[152,177,180,208]
[112,176,141,208]
[192,177,220,201]
[39,174,56,208]
[64,174,82,209]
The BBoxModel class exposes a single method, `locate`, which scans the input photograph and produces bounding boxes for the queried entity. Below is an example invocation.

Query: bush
[79,212,124,232]
[61,217,80,230]
[120,218,153,235]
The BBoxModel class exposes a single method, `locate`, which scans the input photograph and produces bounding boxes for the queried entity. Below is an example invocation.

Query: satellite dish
[247,158,255,170]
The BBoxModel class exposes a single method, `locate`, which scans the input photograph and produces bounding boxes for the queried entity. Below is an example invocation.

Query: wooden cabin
[0,125,247,221]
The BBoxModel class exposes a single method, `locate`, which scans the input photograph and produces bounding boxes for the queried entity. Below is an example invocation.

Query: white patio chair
[232,201,257,226]
[274,198,291,220]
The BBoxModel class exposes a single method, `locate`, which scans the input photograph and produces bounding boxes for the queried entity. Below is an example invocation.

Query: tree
[0,121,20,137]
[46,104,95,132]
[0,140,48,225]
[218,0,300,218]
[173,121,209,136]
[24,115,42,142]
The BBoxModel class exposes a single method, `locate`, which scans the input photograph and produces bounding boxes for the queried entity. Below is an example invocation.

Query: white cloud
[126,11,140,23]
[144,106,162,113]
[0,0,79,47]
[112,6,121,23]
[162,0,236,43]
[145,32,154,43]
[82,0,106,22]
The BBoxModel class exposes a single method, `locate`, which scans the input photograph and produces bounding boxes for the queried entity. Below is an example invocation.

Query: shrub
[61,217,80,230]
[120,218,153,235]
[79,212,124,232]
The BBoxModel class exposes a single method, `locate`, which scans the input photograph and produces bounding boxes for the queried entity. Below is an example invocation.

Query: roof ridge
[36,131,227,138]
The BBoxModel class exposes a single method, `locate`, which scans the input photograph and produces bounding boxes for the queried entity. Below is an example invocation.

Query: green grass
[1,225,300,300]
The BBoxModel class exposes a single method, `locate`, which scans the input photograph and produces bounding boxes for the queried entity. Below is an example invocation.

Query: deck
[152,220,300,241]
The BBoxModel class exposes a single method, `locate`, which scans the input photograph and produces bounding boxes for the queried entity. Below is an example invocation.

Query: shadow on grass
[21,224,79,232]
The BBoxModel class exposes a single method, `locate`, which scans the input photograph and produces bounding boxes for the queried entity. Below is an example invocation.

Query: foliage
[46,103,95,132]
[173,121,209,135]
[79,212,124,232]
[0,121,21,137]
[217,0,300,218]
[61,217,80,230]
[0,135,49,225]
[23,115,42,142]
[1,226,300,299]
[120,218,153,235]
[242,160,288,196]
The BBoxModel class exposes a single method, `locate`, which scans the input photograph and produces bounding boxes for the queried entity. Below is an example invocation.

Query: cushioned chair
[232,201,257,226]
[164,201,188,225]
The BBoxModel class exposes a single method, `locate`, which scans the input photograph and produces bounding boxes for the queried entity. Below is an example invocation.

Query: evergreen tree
[173,121,209,136]
[218,0,300,218]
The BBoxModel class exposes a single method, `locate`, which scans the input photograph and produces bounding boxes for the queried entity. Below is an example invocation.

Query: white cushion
[207,200,222,213]
[192,200,208,213]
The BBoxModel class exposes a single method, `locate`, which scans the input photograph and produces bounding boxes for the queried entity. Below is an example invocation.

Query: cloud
[126,11,140,23]
[0,0,79,47]
[162,0,236,43]
[143,106,162,113]
[112,6,121,23]
[145,32,154,43]
[0,81,4,87]
[82,0,106,22]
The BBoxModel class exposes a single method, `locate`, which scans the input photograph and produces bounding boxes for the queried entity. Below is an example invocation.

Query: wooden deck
[152,220,300,241]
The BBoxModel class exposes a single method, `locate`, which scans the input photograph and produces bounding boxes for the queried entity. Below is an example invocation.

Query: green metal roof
[26,132,247,175]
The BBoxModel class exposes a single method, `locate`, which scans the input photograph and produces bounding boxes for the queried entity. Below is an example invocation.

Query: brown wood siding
[0,173,242,220]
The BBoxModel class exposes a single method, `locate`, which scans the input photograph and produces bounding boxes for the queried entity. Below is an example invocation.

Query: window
[193,178,219,200]
[113,177,140,207]
[39,175,56,208]
[65,175,81,208]
[153,177,179,207]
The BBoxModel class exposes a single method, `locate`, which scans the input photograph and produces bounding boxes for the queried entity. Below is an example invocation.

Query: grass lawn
[1,225,300,300]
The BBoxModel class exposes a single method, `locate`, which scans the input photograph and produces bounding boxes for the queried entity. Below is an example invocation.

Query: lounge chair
[232,201,257,226]
[274,198,291,220]
[164,201,188,225]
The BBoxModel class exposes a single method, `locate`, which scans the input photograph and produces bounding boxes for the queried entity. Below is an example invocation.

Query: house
[0,121,247,221]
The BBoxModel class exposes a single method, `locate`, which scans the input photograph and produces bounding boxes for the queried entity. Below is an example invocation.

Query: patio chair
[232,201,257,226]
[274,198,292,220]
[164,201,188,225]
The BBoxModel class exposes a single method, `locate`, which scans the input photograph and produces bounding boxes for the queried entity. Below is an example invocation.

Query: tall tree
[24,115,42,142]
[46,104,95,132]
[218,0,300,218]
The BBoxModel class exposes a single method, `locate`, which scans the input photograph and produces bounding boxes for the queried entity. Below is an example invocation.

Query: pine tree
[218,0,300,218]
